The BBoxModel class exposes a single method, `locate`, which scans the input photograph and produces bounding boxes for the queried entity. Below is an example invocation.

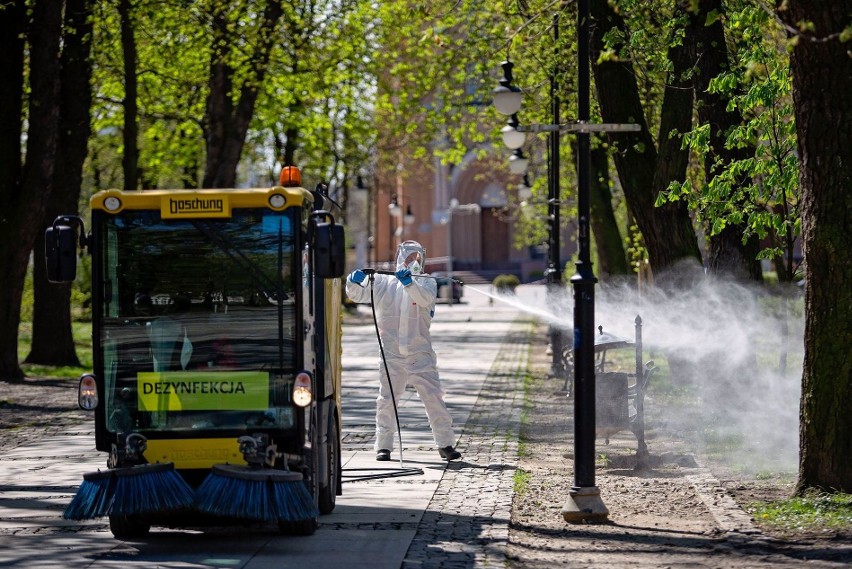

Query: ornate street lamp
[387,194,401,257]
[492,60,523,116]
[492,52,566,385]
[444,198,480,305]
[388,194,401,218]
[493,2,639,524]
[508,149,529,175]
[518,174,533,201]
[387,194,415,253]
[502,114,527,150]
[355,175,372,266]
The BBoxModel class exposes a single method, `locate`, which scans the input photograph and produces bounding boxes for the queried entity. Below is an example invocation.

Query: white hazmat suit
[345,241,459,461]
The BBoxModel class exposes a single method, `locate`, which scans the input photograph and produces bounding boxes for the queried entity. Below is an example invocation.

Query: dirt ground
[2,339,851,567]
[0,376,86,452]
[506,334,852,568]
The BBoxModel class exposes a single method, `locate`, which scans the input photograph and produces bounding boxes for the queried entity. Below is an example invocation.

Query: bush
[493,273,520,294]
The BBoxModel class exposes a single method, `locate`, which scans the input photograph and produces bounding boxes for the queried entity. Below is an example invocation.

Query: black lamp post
[388,193,399,260]
[356,175,373,265]
[561,0,607,522]
[545,12,566,384]
[494,0,639,523]
[388,193,415,259]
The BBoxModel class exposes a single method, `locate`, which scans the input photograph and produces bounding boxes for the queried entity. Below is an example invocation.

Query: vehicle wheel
[109,514,151,539]
[318,417,340,514]
[278,517,318,536]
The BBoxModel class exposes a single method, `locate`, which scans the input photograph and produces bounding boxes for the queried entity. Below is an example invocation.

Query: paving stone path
[404,320,533,568]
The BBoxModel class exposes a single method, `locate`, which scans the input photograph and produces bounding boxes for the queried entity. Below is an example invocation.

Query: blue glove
[395,268,412,286]
[351,269,366,285]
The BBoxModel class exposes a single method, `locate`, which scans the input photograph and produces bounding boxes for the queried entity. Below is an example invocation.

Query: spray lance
[358,268,465,287]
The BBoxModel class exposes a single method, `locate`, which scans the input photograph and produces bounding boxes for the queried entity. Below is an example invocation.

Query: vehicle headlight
[78,374,98,410]
[293,372,312,407]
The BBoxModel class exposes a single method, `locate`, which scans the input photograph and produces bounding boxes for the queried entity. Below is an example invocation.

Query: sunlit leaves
[85,0,381,193]
[661,3,799,274]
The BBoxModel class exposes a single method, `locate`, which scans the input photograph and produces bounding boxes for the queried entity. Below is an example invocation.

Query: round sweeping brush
[110,462,195,517]
[63,469,115,520]
[63,462,194,520]
[195,464,318,522]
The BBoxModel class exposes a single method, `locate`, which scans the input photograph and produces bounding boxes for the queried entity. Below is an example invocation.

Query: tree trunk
[571,137,628,278]
[27,0,93,367]
[782,0,852,494]
[590,0,702,286]
[590,142,628,278]
[0,0,63,381]
[0,1,24,197]
[118,0,139,191]
[689,0,763,282]
[203,0,284,188]
[0,0,27,380]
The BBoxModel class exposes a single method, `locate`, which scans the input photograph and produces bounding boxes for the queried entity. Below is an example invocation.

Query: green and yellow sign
[138,371,269,412]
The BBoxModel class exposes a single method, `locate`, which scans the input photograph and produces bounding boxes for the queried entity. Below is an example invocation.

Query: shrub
[493,273,520,294]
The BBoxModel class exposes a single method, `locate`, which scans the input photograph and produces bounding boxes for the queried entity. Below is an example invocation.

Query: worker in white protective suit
[345,240,461,462]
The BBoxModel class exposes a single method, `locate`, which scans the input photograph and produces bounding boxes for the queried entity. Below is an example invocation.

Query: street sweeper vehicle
[46,168,346,538]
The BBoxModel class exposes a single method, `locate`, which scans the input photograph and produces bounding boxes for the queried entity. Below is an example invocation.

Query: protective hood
[395,240,425,274]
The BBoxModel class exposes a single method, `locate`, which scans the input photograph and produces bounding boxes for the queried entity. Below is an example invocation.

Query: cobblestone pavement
[404,323,532,569]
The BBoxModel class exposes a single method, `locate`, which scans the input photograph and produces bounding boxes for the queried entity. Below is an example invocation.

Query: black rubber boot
[438,446,461,461]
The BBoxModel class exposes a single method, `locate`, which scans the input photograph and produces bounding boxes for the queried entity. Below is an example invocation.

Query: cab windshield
[96,208,300,434]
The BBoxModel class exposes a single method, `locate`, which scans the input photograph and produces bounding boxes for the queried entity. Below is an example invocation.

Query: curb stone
[687,472,763,536]
[403,318,533,569]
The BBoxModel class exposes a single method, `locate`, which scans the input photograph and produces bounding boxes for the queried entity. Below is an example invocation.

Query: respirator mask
[395,240,426,274]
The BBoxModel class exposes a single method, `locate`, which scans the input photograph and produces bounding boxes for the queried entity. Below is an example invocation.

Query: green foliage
[73,256,93,322]
[656,5,800,274]
[511,174,553,250]
[370,2,511,171]
[493,273,520,293]
[20,266,34,323]
[749,490,852,533]
[625,224,648,276]
[89,0,208,191]
[88,0,378,193]
[73,0,801,280]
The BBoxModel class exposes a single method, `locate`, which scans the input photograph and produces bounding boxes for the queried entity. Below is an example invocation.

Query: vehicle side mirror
[311,212,345,279]
[45,220,82,283]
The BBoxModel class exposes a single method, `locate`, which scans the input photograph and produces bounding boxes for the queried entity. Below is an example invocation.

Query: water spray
[461,285,571,328]
[450,274,802,476]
